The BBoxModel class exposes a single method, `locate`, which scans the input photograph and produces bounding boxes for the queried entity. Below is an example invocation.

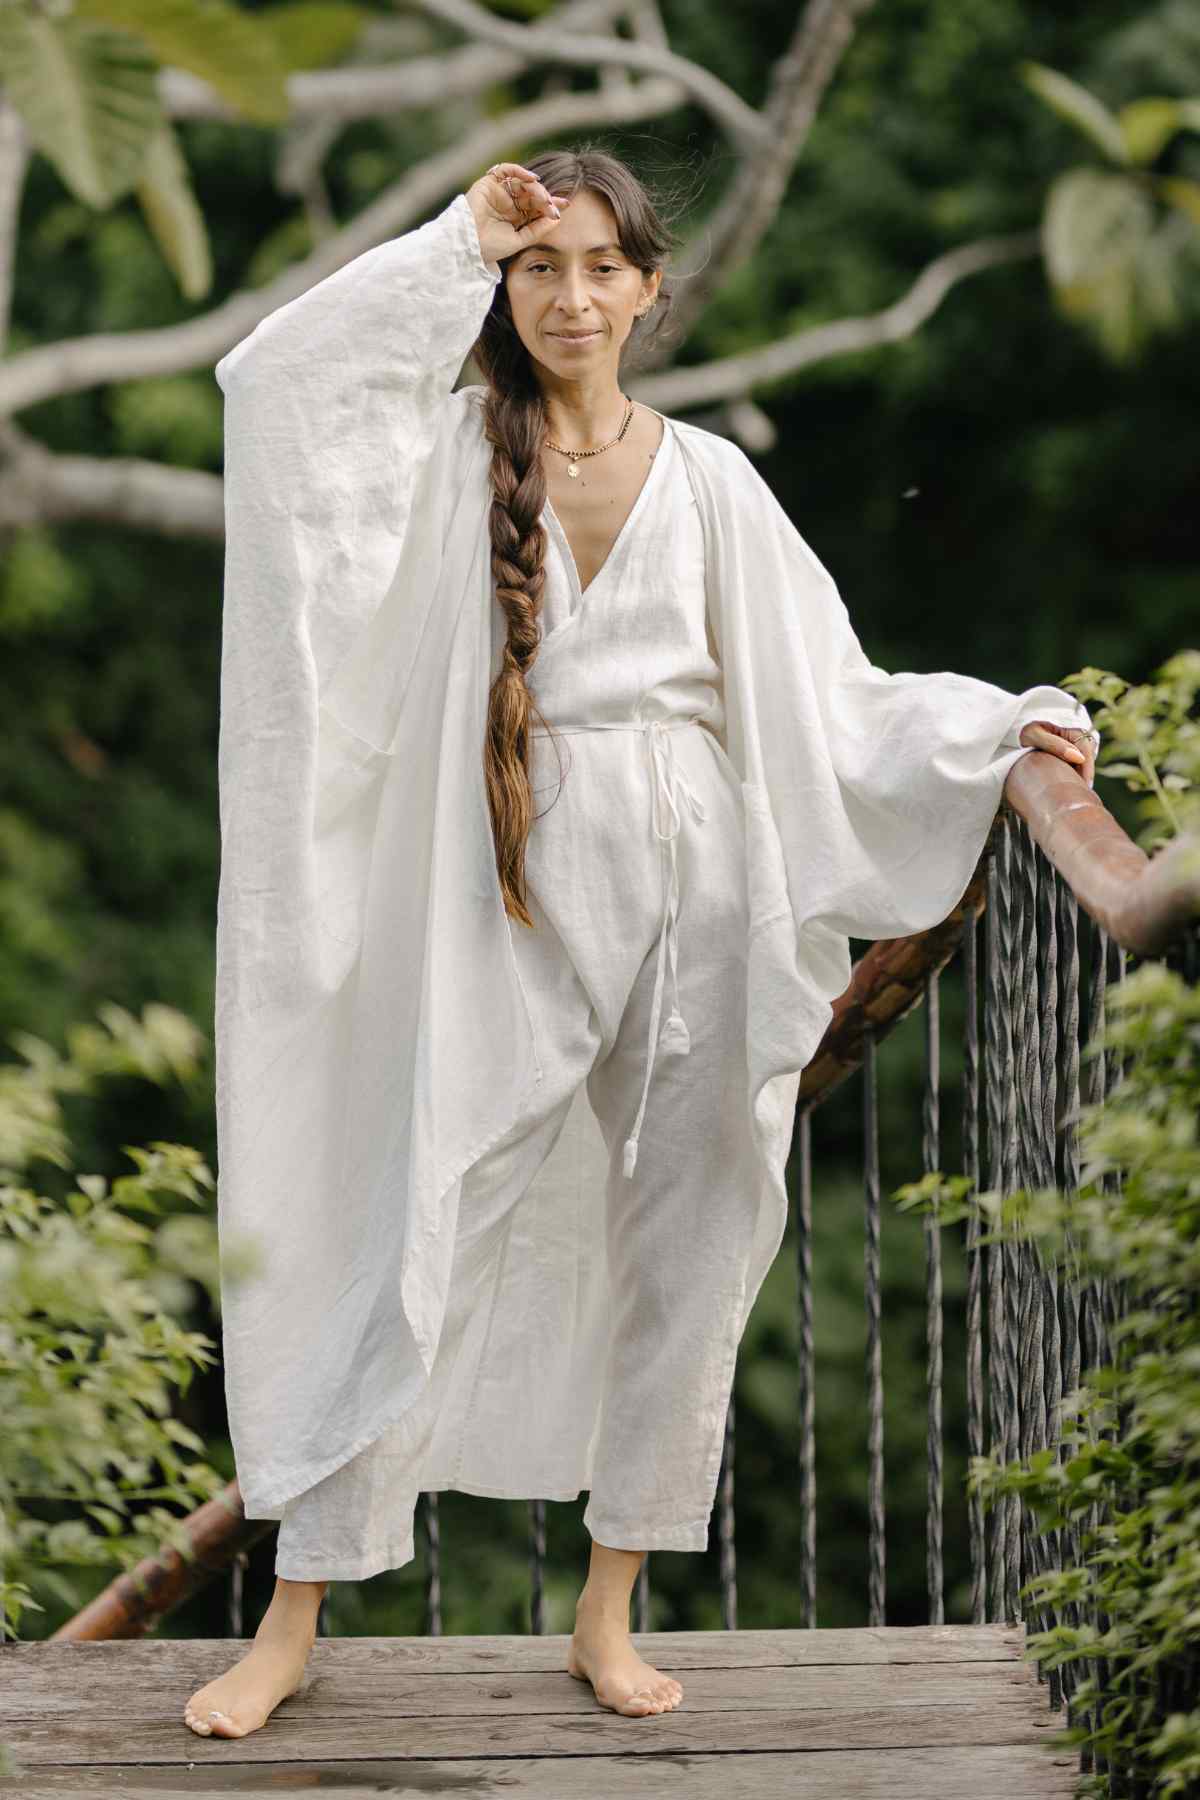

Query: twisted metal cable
[227,1548,247,1639]
[999,822,1024,1627]
[1010,821,1043,1641]
[718,1398,738,1631]
[1100,934,1136,1793]
[1082,918,1111,1784]
[1035,840,1064,1713]
[633,1555,650,1634]
[795,1104,817,1629]
[923,969,944,1625]
[1081,920,1109,1391]
[863,1026,886,1625]
[1012,816,1040,1197]
[1014,822,1058,1707]
[423,1491,442,1637]
[1056,876,1087,1732]
[961,910,986,1626]
[1103,938,1130,1360]
[984,830,1012,1623]
[528,1498,546,1635]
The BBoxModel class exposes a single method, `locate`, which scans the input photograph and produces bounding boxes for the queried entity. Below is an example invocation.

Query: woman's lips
[549,330,601,345]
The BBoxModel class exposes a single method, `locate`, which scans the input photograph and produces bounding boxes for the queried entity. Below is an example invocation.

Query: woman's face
[502,188,661,378]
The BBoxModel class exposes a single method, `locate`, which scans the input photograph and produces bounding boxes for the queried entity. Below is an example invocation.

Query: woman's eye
[526,263,621,275]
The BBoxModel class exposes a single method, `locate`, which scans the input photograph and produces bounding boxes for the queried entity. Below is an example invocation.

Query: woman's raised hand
[466,164,572,266]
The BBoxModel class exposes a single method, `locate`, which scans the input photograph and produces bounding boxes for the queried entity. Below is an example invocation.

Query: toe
[210,1709,249,1737]
[621,1688,655,1715]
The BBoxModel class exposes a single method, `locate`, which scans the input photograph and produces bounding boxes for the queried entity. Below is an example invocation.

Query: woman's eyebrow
[520,240,625,257]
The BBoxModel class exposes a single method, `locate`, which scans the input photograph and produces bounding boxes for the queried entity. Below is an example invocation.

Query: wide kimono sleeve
[704,438,1098,952]
[213,191,500,1047]
[215,189,500,712]
[801,538,1097,941]
[210,195,509,1518]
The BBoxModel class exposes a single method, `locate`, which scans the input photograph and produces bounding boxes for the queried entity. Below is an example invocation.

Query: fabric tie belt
[529,717,708,1179]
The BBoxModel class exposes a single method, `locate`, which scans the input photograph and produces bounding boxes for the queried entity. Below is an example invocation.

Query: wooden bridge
[3,1624,1077,1796]
[3,753,1197,1800]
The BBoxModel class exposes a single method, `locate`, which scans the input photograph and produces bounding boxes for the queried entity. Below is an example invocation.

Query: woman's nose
[554,271,591,311]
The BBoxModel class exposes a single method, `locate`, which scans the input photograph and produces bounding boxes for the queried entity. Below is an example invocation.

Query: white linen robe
[214,191,1095,1520]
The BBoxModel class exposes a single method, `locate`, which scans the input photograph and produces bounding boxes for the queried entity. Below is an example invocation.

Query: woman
[187,149,1097,1739]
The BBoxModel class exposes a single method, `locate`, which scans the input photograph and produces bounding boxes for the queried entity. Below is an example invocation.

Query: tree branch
[644,0,879,363]
[0,423,224,538]
[0,235,1038,538]
[631,230,1041,412]
[415,0,767,150]
[160,0,630,123]
[0,74,685,418]
[0,94,30,352]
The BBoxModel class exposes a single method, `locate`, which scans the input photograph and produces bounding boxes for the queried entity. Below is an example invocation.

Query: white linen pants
[274,719,762,1581]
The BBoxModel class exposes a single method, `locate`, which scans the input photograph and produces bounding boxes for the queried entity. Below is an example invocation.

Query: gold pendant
[568,462,579,477]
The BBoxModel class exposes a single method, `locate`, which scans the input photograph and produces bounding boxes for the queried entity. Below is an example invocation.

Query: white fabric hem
[422,1477,587,1502]
[584,1514,711,1553]
[275,1534,416,1583]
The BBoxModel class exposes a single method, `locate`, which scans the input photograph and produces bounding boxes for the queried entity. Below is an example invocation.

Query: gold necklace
[544,395,635,477]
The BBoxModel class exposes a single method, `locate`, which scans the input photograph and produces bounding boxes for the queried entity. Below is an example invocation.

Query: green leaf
[73,0,289,125]
[0,11,160,209]
[1020,61,1128,165]
[257,2,365,72]
[135,120,213,300]
[1042,168,1154,288]
[1040,167,1172,359]
[1158,177,1200,229]
[1118,99,1187,166]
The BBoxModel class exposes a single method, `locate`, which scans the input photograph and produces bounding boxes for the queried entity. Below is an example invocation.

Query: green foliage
[72,0,291,124]
[0,1001,232,1665]
[0,10,161,209]
[972,960,1200,1796]
[1065,649,1200,850]
[1022,60,1200,360]
[0,0,364,299]
[894,685,1200,1797]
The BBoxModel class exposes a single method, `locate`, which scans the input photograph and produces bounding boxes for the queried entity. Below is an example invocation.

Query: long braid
[469,146,677,927]
[480,381,558,927]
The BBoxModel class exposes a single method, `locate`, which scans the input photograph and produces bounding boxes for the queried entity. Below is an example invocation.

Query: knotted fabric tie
[527,717,708,1179]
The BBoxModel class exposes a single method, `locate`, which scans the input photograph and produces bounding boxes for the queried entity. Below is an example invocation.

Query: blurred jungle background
[1,0,1198,1646]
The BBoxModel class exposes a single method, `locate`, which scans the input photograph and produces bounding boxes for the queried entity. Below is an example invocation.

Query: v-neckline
[542,411,670,614]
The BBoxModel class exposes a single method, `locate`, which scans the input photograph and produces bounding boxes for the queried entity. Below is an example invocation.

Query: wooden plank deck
[0,1623,1080,1798]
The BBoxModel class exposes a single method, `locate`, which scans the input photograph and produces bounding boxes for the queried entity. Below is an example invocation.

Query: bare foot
[183,1578,324,1739]
[567,1593,684,1717]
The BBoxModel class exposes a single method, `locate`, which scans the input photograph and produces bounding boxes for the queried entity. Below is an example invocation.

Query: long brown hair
[470,147,677,927]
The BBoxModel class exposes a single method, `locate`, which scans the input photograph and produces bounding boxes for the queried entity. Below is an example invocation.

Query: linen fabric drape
[214,191,1095,1518]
